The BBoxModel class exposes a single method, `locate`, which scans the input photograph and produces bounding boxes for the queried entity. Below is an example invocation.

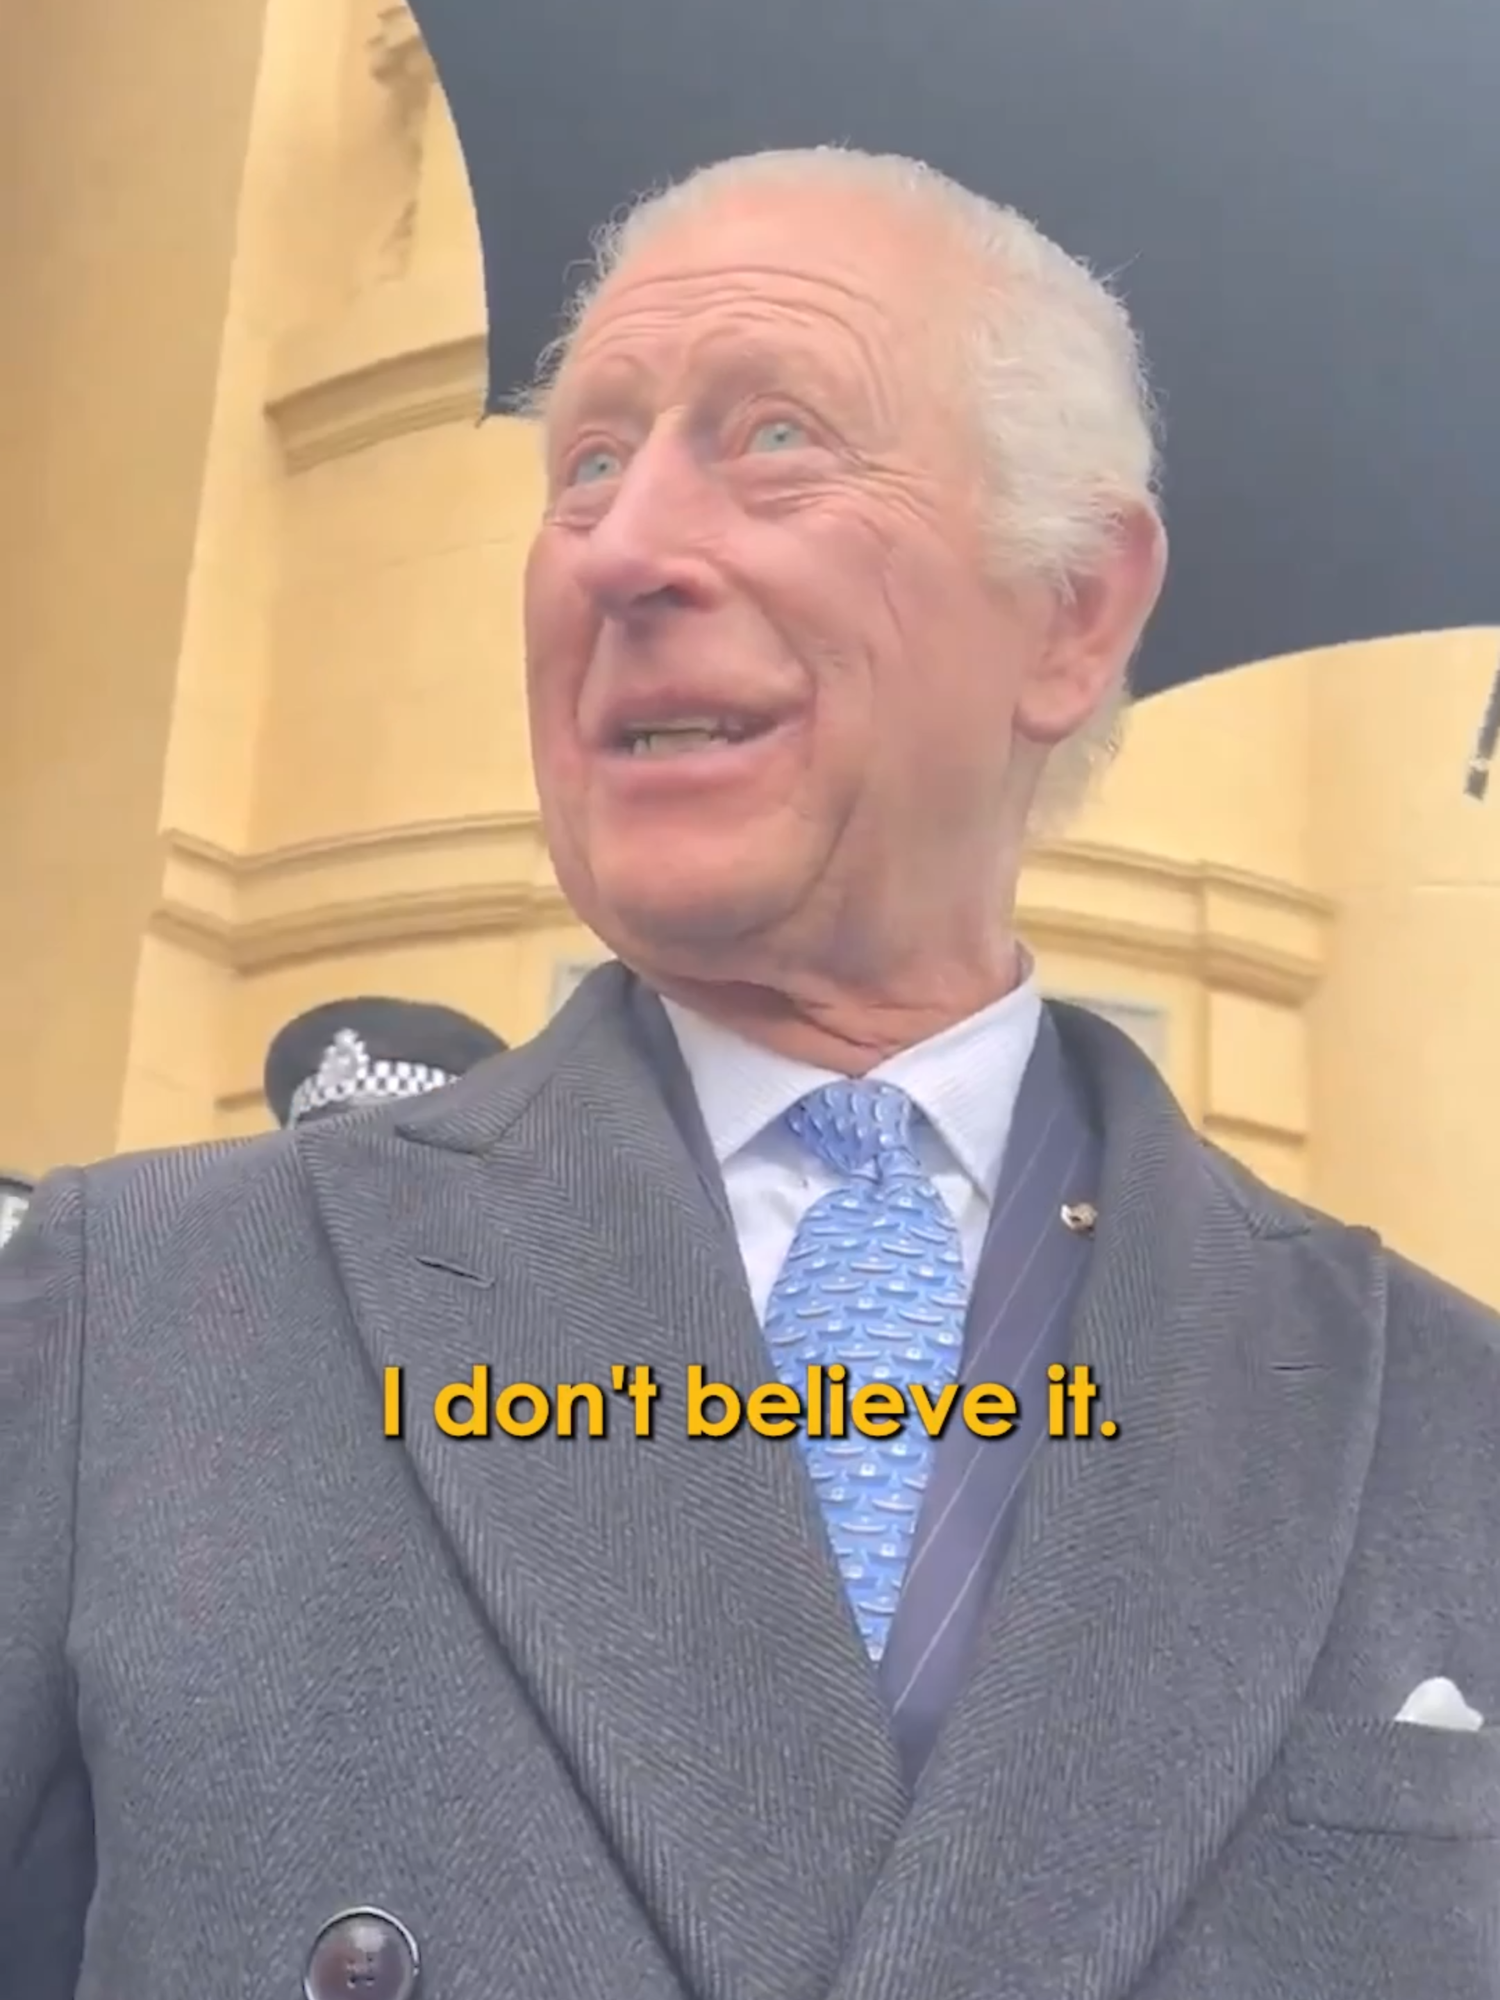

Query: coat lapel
[828,1000,1389,2000]
[878,1010,1100,1779]
[298,964,906,2000]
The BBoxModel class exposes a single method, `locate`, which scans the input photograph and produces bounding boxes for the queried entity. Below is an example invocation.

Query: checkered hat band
[288,1058,455,1124]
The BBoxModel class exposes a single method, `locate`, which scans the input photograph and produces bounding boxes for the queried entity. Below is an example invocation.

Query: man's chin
[606,891,769,954]
[589,869,795,972]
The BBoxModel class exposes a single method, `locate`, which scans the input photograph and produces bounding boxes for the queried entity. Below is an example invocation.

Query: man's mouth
[612,715,777,757]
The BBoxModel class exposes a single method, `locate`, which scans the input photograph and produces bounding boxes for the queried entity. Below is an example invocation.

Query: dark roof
[409,0,1499,701]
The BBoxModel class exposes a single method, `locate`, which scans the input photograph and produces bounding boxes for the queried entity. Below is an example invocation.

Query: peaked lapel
[298,964,905,2000]
[826,1000,1388,2000]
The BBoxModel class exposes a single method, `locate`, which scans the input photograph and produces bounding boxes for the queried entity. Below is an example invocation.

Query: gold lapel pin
[1060,1201,1098,1235]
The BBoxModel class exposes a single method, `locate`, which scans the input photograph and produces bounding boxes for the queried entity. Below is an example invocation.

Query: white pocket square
[1394,1676,1485,1731]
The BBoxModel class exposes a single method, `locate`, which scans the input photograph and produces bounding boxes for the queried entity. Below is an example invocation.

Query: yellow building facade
[4,0,1498,1301]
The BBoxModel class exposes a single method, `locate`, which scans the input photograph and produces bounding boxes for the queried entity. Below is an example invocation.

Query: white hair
[521,146,1163,827]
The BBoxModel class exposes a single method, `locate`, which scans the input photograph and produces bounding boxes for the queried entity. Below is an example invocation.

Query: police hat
[263,996,508,1128]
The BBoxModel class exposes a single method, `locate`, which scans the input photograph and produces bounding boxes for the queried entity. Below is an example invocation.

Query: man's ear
[1014,504,1167,747]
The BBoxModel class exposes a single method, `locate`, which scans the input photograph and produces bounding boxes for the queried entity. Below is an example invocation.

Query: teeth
[629,727,733,755]
[624,717,750,755]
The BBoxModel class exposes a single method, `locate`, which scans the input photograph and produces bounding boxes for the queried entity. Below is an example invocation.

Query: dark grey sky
[411,0,1499,696]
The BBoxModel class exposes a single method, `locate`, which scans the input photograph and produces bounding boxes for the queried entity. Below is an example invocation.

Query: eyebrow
[688,328,872,415]
[544,354,653,439]
[548,326,869,438]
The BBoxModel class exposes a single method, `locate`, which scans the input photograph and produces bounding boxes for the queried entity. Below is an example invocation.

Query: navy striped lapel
[878,1007,1101,1773]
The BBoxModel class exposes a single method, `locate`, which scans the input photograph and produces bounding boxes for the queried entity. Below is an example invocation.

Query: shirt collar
[660,954,1042,1202]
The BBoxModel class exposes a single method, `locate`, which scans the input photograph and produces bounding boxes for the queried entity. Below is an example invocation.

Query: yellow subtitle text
[380,1361,1117,1441]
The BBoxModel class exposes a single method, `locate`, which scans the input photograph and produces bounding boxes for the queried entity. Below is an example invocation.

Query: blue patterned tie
[762,1080,968,1660]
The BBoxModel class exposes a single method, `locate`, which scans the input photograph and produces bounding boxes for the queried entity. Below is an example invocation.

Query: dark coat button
[304,1907,420,2000]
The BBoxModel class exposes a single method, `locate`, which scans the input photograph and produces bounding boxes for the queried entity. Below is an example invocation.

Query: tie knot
[784,1078,921,1182]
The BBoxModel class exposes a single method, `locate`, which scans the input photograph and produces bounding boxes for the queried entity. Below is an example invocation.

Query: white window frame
[548,956,611,1015]
[1048,992,1168,1064]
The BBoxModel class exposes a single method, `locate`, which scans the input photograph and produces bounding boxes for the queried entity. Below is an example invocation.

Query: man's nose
[572,437,719,619]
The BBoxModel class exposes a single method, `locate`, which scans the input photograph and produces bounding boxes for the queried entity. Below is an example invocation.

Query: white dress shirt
[661,965,1043,1319]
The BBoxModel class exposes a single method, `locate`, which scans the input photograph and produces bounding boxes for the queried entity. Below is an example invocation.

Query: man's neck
[647,947,1028,1075]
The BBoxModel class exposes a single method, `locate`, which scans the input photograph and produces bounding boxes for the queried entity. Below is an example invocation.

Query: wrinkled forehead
[601,181,939,291]
[546,185,967,428]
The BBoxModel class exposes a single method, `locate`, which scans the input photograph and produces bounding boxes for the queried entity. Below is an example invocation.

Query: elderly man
[2,149,1497,2000]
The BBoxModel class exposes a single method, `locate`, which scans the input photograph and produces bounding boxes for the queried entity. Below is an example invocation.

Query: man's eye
[568,447,623,486]
[746,417,811,453]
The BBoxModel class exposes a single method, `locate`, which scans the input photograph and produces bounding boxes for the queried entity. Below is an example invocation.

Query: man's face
[523,182,1120,994]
